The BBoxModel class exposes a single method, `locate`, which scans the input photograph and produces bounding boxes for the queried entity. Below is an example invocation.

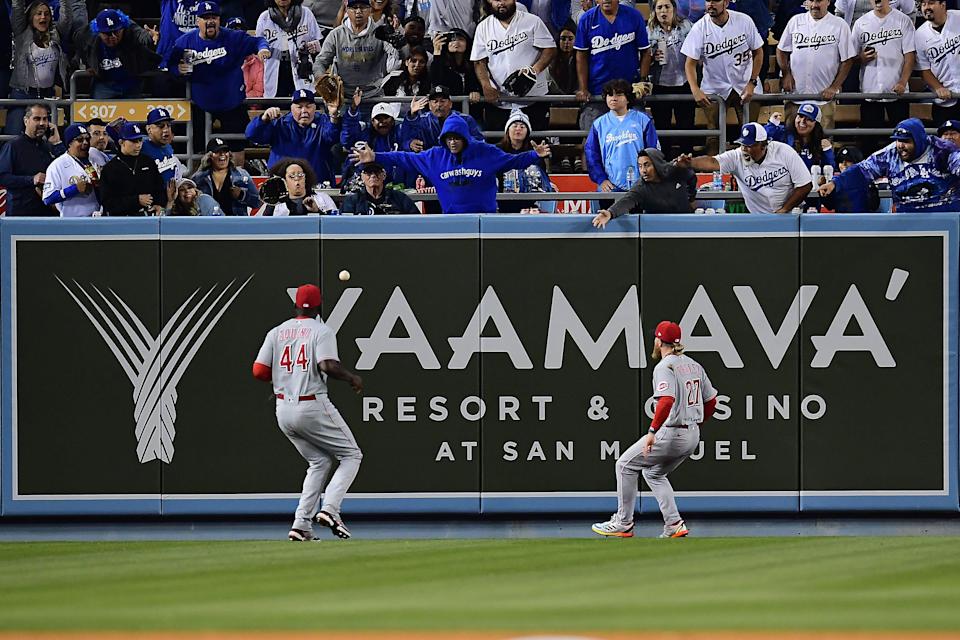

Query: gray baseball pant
[277,395,363,532]
[615,425,700,529]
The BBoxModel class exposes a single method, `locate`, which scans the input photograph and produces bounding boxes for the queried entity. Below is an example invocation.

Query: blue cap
[292,89,316,103]
[890,126,913,141]
[63,124,89,145]
[119,122,146,141]
[195,1,221,16]
[796,102,822,124]
[147,107,173,125]
[225,16,245,29]
[93,9,127,33]
[735,122,768,145]
[347,0,371,6]
[938,119,960,135]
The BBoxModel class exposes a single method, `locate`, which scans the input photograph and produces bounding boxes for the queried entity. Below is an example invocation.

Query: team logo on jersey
[590,32,636,54]
[925,33,960,64]
[657,381,669,392]
[740,166,789,191]
[859,28,904,48]
[486,32,530,55]
[791,32,839,50]
[191,46,229,64]
[57,276,254,464]
[702,34,748,58]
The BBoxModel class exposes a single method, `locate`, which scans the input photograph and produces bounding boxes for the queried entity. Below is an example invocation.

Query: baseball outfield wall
[1,214,957,516]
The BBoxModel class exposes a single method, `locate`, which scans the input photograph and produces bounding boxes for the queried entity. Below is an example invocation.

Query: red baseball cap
[655,320,681,344]
[295,284,322,309]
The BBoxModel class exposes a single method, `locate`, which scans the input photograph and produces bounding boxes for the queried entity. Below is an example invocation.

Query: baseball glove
[259,175,288,206]
[502,66,538,97]
[315,72,345,107]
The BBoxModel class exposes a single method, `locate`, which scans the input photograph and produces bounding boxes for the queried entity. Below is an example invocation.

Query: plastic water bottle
[416,174,426,192]
[811,165,822,186]
[626,166,636,188]
[503,170,517,193]
[711,171,723,191]
[822,165,834,182]
[705,207,716,215]
[525,165,543,192]
[695,207,705,214]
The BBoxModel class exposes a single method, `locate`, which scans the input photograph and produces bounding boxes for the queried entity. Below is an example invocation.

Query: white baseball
[339,270,351,282]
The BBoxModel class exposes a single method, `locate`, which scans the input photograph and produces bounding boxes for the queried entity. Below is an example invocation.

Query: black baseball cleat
[313,510,352,539]
[288,528,314,541]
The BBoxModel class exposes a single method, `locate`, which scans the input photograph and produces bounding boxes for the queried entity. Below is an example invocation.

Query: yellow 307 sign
[71,101,191,123]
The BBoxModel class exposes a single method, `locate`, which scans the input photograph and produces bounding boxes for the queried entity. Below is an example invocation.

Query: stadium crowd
[0,0,958,216]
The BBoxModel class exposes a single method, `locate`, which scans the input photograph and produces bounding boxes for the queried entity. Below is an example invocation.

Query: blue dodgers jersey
[574,5,650,95]
[584,109,660,189]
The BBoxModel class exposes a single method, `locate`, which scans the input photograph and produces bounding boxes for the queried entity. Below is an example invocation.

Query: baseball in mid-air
[339,270,351,282]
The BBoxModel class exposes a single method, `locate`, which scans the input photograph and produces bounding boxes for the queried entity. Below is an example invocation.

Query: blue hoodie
[374,112,542,214]
[168,27,269,113]
[246,111,341,185]
[832,118,960,213]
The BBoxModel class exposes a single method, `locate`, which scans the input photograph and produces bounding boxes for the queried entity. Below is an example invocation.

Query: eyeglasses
[287,172,306,179]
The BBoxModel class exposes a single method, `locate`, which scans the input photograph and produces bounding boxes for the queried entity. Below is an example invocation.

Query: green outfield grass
[0,538,958,631]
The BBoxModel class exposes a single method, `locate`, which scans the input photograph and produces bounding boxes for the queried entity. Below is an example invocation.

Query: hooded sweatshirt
[606,148,696,215]
[832,118,960,213]
[312,16,395,98]
[374,112,542,213]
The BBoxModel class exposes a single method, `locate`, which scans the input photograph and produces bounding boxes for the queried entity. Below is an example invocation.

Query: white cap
[371,102,399,120]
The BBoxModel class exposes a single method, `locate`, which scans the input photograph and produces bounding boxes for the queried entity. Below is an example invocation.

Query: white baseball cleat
[314,510,352,539]
[591,517,634,538]
[659,520,690,538]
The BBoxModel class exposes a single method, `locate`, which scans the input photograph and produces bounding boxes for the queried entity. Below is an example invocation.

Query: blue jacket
[824,167,880,213]
[192,165,261,215]
[0,134,63,216]
[403,110,484,150]
[832,118,960,213]
[167,28,268,112]
[246,112,341,185]
[763,122,837,170]
[375,112,542,214]
[340,107,415,187]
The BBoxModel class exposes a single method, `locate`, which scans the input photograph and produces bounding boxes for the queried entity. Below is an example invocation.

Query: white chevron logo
[56,275,254,464]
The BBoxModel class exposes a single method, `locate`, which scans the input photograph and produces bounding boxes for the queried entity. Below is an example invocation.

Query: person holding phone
[0,102,64,216]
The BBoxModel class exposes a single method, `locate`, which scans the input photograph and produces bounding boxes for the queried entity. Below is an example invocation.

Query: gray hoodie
[607,148,697,216]
[313,17,397,99]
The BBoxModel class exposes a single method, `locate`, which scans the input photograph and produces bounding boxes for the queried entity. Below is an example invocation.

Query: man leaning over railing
[819,117,960,213]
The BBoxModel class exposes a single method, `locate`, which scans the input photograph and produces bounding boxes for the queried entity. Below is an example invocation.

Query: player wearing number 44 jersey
[593,321,717,539]
[253,284,364,542]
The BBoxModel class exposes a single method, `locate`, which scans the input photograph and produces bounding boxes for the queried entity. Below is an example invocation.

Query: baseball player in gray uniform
[592,321,718,539]
[253,284,364,541]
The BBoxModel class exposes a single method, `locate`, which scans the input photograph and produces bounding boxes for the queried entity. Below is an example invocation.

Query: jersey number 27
[685,379,701,406]
[280,344,310,372]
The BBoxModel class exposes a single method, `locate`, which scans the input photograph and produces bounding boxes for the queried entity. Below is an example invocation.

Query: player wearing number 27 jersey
[253,284,364,542]
[593,320,717,539]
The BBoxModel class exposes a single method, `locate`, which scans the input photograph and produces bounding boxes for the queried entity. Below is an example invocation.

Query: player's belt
[276,393,317,401]
[663,424,689,429]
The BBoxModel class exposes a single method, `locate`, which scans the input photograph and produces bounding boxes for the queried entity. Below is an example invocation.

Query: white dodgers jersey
[652,353,716,426]
[256,316,339,398]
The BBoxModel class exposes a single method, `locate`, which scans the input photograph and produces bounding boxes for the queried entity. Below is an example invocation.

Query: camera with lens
[373,24,408,49]
[441,31,460,41]
[296,45,314,81]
